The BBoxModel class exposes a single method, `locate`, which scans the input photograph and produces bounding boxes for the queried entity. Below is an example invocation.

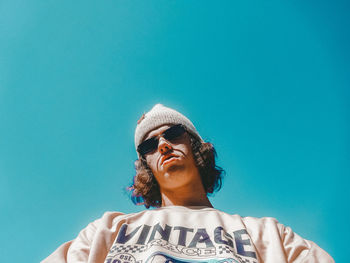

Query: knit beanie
[134,104,203,150]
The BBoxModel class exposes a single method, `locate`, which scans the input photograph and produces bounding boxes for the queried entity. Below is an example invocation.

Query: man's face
[141,124,201,191]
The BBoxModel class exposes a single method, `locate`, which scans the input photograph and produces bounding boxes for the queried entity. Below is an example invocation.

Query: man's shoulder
[242,215,279,224]
[241,216,282,230]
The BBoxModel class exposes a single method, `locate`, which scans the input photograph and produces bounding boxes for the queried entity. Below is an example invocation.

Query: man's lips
[161,154,179,166]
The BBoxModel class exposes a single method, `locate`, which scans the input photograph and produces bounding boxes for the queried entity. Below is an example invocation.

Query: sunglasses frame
[137,124,187,156]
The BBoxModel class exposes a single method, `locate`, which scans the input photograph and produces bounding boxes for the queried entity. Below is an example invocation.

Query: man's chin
[165,163,185,173]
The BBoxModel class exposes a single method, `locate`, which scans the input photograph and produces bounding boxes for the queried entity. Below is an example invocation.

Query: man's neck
[160,185,213,208]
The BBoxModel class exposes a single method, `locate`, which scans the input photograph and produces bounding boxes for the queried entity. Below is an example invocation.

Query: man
[43,104,334,263]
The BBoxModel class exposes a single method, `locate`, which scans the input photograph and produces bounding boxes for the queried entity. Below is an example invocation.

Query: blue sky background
[0,0,348,262]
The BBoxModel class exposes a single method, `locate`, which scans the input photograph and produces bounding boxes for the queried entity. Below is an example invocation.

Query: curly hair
[129,134,225,208]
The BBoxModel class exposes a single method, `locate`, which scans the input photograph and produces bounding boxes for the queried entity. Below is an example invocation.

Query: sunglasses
[137,124,186,156]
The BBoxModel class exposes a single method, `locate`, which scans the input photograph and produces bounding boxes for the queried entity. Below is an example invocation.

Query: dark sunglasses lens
[138,137,158,155]
[137,125,186,155]
[164,125,186,141]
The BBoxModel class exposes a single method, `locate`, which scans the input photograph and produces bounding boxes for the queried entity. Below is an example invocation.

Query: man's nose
[158,137,173,154]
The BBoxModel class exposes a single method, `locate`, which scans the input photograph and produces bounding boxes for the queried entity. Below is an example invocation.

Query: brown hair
[129,134,225,208]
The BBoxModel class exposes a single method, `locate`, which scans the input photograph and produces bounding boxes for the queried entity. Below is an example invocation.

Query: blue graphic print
[145,251,241,263]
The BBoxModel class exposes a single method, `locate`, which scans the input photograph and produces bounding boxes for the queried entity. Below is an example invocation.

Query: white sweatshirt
[42,206,334,263]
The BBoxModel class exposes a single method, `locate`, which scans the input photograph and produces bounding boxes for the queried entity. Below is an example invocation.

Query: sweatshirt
[42,206,334,263]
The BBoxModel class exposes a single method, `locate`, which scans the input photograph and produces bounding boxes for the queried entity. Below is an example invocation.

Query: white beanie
[134,104,203,150]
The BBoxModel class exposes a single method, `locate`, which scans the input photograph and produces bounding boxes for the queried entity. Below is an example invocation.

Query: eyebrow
[144,126,171,140]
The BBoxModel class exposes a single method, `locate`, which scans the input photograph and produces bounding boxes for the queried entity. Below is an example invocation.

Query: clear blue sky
[0,1,348,262]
